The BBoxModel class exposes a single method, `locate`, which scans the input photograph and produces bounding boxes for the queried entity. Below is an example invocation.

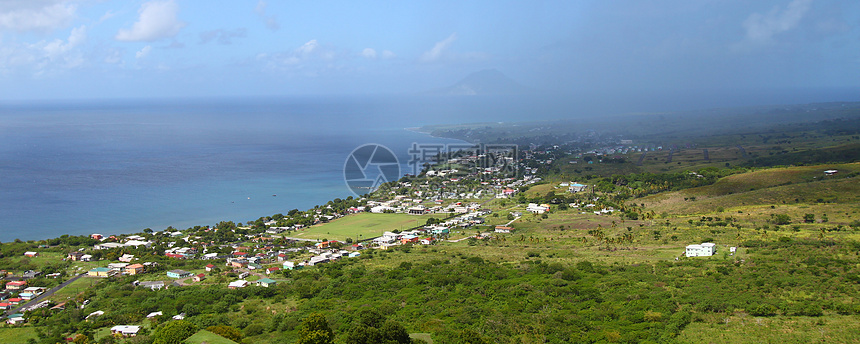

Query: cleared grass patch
[290,213,447,241]
[186,329,239,344]
[0,327,39,344]
[679,314,860,343]
[49,276,101,302]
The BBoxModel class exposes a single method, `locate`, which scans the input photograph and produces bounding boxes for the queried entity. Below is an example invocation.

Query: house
[568,183,588,193]
[173,314,185,320]
[166,269,192,279]
[138,281,165,291]
[91,234,103,240]
[22,270,41,279]
[125,264,145,275]
[227,280,249,289]
[494,226,514,234]
[348,252,361,258]
[205,264,215,272]
[400,236,420,245]
[118,254,135,262]
[408,206,426,215]
[124,240,152,248]
[419,238,435,245]
[67,252,84,261]
[94,242,124,250]
[0,302,11,310]
[23,252,38,257]
[107,263,128,271]
[146,311,163,318]
[7,316,25,325]
[7,298,22,305]
[283,261,297,270]
[230,259,248,268]
[824,169,838,176]
[23,287,45,295]
[266,267,280,275]
[110,325,141,337]
[526,203,550,214]
[257,278,277,288]
[315,241,339,249]
[88,268,113,278]
[80,254,93,262]
[193,274,205,282]
[685,242,717,257]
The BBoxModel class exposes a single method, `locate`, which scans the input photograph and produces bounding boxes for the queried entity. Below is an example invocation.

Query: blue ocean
[0,96,496,242]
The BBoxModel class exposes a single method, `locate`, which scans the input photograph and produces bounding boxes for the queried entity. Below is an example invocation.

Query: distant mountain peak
[427,69,533,96]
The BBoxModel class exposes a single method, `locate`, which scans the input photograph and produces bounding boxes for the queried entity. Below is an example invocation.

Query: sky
[0,0,858,101]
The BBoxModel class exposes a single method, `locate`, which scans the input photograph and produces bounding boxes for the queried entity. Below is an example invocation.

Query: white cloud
[361,48,377,59]
[296,39,319,56]
[258,39,338,71]
[743,0,812,42]
[0,24,87,76]
[381,50,396,59]
[420,33,457,63]
[255,1,279,31]
[116,0,186,42]
[0,1,77,32]
[42,24,85,59]
[136,45,152,59]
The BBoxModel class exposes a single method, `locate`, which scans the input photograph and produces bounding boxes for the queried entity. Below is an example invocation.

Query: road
[6,273,86,316]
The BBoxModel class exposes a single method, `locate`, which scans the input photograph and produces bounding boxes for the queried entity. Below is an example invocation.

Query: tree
[296,313,334,344]
[345,309,412,344]
[151,320,197,344]
[803,214,815,223]
[772,214,791,225]
[207,325,242,342]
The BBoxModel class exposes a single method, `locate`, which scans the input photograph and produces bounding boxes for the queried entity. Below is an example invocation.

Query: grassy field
[640,164,860,221]
[185,329,239,344]
[678,314,860,343]
[49,276,102,302]
[289,213,448,241]
[0,327,39,344]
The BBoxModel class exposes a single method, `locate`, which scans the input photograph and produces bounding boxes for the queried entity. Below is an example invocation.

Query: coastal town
[0,142,637,331]
[1,129,857,343]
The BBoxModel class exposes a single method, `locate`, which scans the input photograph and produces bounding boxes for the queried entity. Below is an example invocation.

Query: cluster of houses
[87,262,153,278]
[91,234,153,250]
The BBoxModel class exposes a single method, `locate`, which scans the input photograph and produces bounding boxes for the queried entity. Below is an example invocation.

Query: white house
[568,183,588,193]
[227,280,249,289]
[526,203,549,214]
[111,325,141,337]
[685,242,716,257]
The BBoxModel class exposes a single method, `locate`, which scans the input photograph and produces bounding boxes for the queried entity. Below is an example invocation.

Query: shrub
[748,304,777,317]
